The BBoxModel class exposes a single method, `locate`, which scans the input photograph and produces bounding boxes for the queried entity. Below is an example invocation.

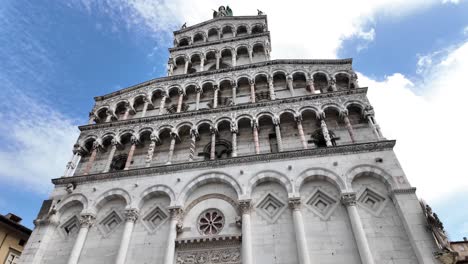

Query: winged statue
[213,5,233,18]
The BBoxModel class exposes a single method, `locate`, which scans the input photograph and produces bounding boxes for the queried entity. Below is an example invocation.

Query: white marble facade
[20,9,441,264]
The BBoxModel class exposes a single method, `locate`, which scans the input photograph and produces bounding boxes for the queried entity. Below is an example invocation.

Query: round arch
[138,184,176,208]
[247,170,293,196]
[93,188,132,212]
[177,172,243,205]
[295,167,346,194]
[345,164,398,191]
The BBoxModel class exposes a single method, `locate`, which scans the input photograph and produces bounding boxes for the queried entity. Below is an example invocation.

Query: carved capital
[294,114,303,123]
[210,126,218,135]
[79,213,96,228]
[288,197,302,210]
[124,208,139,222]
[238,199,252,214]
[150,133,160,143]
[230,123,239,134]
[339,109,349,119]
[190,128,199,139]
[248,79,255,85]
[341,192,357,206]
[273,116,280,126]
[130,135,140,145]
[168,206,183,220]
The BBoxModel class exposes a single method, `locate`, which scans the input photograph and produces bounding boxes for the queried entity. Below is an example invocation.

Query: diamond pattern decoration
[357,187,387,216]
[256,193,286,223]
[306,189,338,220]
[98,211,123,236]
[61,216,80,237]
[142,206,168,232]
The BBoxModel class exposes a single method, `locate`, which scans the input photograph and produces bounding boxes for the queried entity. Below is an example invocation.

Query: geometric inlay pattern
[98,211,123,236]
[61,215,80,237]
[305,189,338,220]
[256,193,286,223]
[198,209,225,236]
[142,206,168,232]
[357,187,387,216]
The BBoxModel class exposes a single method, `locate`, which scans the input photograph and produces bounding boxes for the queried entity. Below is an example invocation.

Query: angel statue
[213,5,233,18]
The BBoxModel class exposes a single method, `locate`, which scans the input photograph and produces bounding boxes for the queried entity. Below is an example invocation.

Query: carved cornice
[170,32,270,52]
[52,140,395,186]
[84,88,367,132]
[175,234,241,248]
[174,15,267,34]
[390,187,417,195]
[94,59,353,101]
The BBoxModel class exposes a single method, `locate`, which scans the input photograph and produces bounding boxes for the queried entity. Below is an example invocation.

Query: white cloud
[71,0,453,58]
[0,93,79,194]
[361,40,468,202]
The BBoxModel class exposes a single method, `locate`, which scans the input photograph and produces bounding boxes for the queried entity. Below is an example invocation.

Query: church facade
[20,8,445,264]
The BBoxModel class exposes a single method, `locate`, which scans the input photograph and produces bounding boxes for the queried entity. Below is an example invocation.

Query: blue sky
[0,0,467,240]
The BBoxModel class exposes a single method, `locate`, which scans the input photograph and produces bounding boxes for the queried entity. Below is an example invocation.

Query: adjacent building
[0,213,32,264]
[19,7,449,264]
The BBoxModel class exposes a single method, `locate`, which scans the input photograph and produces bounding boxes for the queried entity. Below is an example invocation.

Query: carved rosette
[288,197,302,210]
[341,193,357,206]
[79,213,96,228]
[238,199,252,215]
[124,208,139,222]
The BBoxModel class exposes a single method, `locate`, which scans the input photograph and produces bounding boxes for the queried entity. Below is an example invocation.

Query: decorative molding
[174,15,267,34]
[84,88,367,132]
[390,187,417,195]
[341,192,357,207]
[94,59,354,102]
[176,234,241,247]
[52,140,396,186]
[170,32,270,52]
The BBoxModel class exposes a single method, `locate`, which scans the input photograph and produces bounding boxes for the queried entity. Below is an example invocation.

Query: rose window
[197,209,224,235]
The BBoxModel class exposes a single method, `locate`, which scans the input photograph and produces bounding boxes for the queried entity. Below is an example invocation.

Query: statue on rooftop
[213,6,233,18]
[257,9,264,15]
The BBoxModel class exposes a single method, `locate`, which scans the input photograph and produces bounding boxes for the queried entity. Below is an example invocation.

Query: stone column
[103,139,119,173]
[200,57,205,72]
[391,189,439,264]
[122,103,131,120]
[252,120,260,154]
[88,112,96,125]
[320,117,333,147]
[350,73,359,88]
[115,209,139,264]
[188,129,198,162]
[195,86,202,110]
[231,123,238,157]
[329,77,337,92]
[341,110,356,143]
[67,213,96,264]
[239,200,253,264]
[22,215,59,264]
[64,147,83,177]
[176,90,184,113]
[159,93,167,115]
[213,85,219,109]
[268,76,276,100]
[248,50,253,63]
[341,193,375,264]
[210,127,217,160]
[105,109,113,122]
[141,97,150,118]
[307,77,316,94]
[249,79,256,103]
[145,134,159,167]
[286,74,295,96]
[166,132,177,164]
[163,207,183,264]
[232,51,237,67]
[364,106,381,140]
[215,52,220,70]
[289,198,311,264]
[231,81,237,105]
[83,141,100,175]
[168,58,174,76]
[184,60,189,74]
[295,115,308,149]
[124,136,138,170]
[273,117,283,152]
